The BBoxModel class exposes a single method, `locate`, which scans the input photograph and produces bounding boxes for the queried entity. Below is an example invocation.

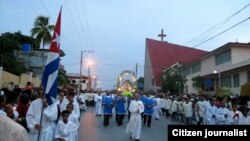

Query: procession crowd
[0,82,250,141]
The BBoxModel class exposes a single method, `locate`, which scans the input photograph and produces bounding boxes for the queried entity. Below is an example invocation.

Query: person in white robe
[66,103,79,141]
[215,102,232,125]
[239,107,250,125]
[126,93,145,141]
[222,102,233,125]
[78,92,87,111]
[153,94,162,120]
[182,97,193,125]
[60,91,80,119]
[205,98,217,125]
[197,96,206,125]
[165,96,172,118]
[26,87,58,141]
[170,98,178,121]
[55,110,74,141]
[231,104,243,125]
[94,92,103,116]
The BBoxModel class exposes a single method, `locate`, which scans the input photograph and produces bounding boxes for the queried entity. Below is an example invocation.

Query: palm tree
[31,16,54,49]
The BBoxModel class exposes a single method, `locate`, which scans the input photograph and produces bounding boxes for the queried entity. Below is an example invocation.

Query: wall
[0,70,41,89]
[144,45,154,92]
[0,71,20,87]
[231,47,250,64]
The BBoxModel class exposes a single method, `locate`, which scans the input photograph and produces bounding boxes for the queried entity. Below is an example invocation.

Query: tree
[136,77,144,91]
[137,77,144,83]
[0,32,36,75]
[161,66,186,95]
[191,75,204,90]
[31,16,54,49]
[58,69,69,86]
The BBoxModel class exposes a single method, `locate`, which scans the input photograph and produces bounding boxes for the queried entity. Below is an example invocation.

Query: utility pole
[84,50,94,90]
[79,50,94,93]
[136,63,138,77]
[79,51,83,95]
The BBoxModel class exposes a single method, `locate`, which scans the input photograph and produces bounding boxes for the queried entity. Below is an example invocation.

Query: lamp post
[87,60,93,90]
[92,75,96,90]
[79,50,94,94]
[214,69,221,88]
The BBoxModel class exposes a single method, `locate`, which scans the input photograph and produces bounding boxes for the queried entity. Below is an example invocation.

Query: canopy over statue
[116,70,137,94]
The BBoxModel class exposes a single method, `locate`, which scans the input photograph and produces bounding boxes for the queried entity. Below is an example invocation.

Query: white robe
[26,98,58,141]
[215,107,232,125]
[126,100,145,140]
[205,105,217,125]
[60,97,80,119]
[239,115,250,125]
[197,100,205,117]
[154,98,162,119]
[55,120,74,141]
[68,113,79,141]
[170,100,178,113]
[231,110,243,125]
[166,99,172,110]
[94,95,103,115]
[182,101,193,118]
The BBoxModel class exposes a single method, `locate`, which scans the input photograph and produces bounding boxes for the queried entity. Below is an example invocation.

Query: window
[233,74,239,87]
[215,50,231,65]
[191,62,201,73]
[221,76,231,88]
[183,67,190,76]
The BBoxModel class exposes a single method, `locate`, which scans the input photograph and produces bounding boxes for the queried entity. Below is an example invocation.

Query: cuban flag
[42,8,62,105]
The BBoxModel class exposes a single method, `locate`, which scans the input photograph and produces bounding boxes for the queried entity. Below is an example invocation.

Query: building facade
[183,42,250,96]
[14,49,65,80]
[66,73,89,91]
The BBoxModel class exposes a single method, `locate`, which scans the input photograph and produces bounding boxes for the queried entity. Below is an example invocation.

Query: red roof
[146,38,208,86]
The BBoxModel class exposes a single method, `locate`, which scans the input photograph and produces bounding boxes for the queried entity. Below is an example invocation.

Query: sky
[1,0,250,90]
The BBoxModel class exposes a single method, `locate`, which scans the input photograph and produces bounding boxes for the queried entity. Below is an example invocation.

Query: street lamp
[87,60,93,90]
[214,69,221,88]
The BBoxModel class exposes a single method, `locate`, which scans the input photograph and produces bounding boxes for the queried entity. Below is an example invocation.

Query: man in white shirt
[26,87,58,141]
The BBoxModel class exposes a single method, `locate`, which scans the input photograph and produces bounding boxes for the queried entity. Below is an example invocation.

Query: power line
[185,4,250,46]
[193,16,250,48]
[81,0,94,50]
[29,1,79,61]
[74,0,91,49]
[40,0,52,18]
[27,0,39,15]
[64,0,86,49]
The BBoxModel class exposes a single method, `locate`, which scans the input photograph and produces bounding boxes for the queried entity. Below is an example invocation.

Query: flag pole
[37,103,44,141]
[37,6,62,141]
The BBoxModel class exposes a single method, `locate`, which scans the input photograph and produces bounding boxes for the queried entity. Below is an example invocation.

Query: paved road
[78,107,177,141]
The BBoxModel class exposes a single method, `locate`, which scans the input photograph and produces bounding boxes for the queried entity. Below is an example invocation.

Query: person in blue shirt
[143,93,155,127]
[115,91,126,126]
[102,91,114,127]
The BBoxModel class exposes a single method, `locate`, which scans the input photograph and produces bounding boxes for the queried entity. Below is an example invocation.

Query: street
[79,107,175,141]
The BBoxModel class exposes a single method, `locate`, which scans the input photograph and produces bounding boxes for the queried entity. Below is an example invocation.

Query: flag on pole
[42,7,62,105]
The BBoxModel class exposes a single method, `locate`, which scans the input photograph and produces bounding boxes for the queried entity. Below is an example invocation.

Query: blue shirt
[102,95,113,115]
[143,97,155,115]
[115,96,126,114]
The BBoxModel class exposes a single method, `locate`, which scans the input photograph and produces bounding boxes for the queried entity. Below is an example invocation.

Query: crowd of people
[1,81,250,141]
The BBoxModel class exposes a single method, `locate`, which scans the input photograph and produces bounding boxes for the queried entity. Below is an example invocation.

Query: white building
[183,42,250,96]
[66,73,88,91]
